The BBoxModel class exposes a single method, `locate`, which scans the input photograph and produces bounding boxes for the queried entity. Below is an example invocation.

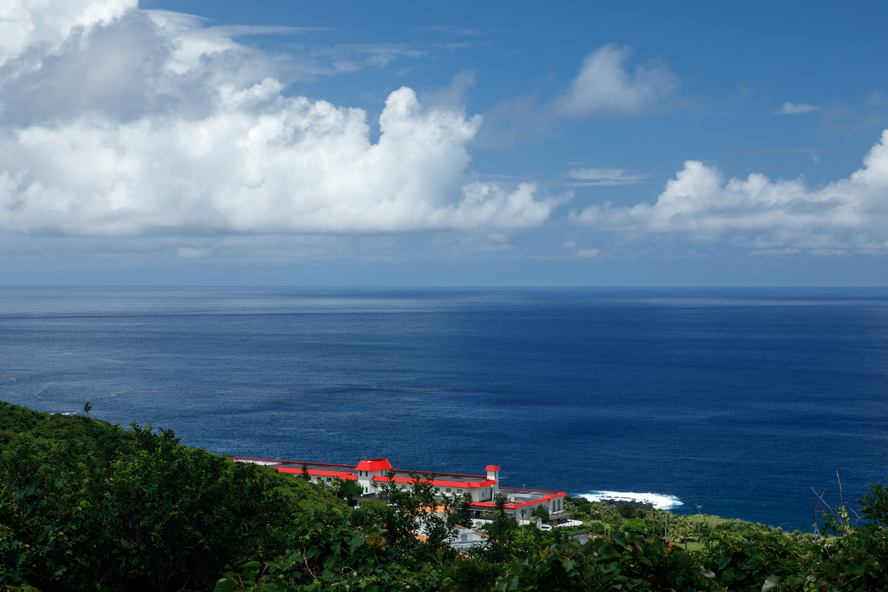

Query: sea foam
[580,491,684,510]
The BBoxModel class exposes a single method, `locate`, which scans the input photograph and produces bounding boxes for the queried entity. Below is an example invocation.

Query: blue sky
[1,0,887,285]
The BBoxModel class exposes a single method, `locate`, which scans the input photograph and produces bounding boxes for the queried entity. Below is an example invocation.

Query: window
[457,489,463,494]
[446,488,451,493]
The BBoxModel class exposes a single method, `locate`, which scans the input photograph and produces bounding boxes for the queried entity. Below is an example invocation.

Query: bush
[0,402,340,592]
[617,503,637,519]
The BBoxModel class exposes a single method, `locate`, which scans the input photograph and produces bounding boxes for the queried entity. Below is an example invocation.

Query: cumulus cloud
[555,44,678,117]
[574,130,888,250]
[0,0,559,238]
[0,0,134,66]
[776,102,821,115]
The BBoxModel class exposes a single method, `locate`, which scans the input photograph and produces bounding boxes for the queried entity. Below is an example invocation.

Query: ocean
[1,287,887,532]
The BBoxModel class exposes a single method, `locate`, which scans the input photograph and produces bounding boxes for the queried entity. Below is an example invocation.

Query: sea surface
[2,287,887,532]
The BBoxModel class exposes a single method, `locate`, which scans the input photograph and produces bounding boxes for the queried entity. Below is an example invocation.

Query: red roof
[356,458,393,472]
[372,475,497,489]
[230,457,566,502]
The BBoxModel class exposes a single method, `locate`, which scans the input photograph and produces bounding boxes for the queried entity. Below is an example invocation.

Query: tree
[617,504,637,519]
[0,415,337,592]
[448,492,474,528]
[485,493,517,543]
[351,499,389,533]
[377,471,458,553]
[335,477,364,502]
[531,504,550,525]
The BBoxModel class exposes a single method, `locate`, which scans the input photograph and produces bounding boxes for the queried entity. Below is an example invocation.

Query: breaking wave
[580,491,684,510]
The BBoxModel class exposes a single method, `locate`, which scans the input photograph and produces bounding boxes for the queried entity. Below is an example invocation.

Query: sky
[1,0,887,286]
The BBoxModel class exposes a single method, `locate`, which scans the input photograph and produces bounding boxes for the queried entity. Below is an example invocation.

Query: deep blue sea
[2,287,887,532]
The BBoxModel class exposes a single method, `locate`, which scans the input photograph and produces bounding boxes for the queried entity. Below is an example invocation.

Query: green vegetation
[0,401,344,591]
[2,399,887,591]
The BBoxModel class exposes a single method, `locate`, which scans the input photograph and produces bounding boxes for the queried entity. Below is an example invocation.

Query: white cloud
[776,102,821,115]
[420,26,482,37]
[575,248,599,258]
[0,0,559,238]
[0,0,135,66]
[177,247,210,258]
[555,44,678,117]
[565,167,646,186]
[144,9,328,75]
[305,43,426,74]
[477,44,679,147]
[574,130,888,250]
[420,70,477,108]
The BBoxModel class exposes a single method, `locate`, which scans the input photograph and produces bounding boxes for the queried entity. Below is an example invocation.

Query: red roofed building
[231,456,566,521]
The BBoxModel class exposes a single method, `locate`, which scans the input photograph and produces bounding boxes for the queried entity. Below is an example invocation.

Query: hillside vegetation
[1,400,887,591]
[0,401,344,591]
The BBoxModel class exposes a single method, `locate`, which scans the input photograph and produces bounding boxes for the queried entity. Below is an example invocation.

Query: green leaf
[762,575,781,592]
[350,534,366,554]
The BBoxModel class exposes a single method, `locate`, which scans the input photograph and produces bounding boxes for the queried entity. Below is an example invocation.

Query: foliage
[448,492,475,528]
[702,531,813,591]
[376,471,459,554]
[331,477,364,502]
[800,484,888,592]
[617,504,638,519]
[5,400,888,592]
[351,499,389,534]
[216,517,719,592]
[530,504,549,524]
[0,401,341,592]
[215,510,451,592]
[0,400,132,448]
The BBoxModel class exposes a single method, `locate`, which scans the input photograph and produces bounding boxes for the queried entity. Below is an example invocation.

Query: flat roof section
[232,458,359,479]
[472,487,566,510]
[231,457,356,470]
[392,469,492,484]
[372,472,496,489]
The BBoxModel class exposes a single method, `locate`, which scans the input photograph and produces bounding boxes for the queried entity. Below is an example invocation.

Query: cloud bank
[0,0,558,238]
[575,130,888,250]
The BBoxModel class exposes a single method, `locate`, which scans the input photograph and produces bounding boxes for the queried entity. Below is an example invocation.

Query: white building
[232,456,566,520]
